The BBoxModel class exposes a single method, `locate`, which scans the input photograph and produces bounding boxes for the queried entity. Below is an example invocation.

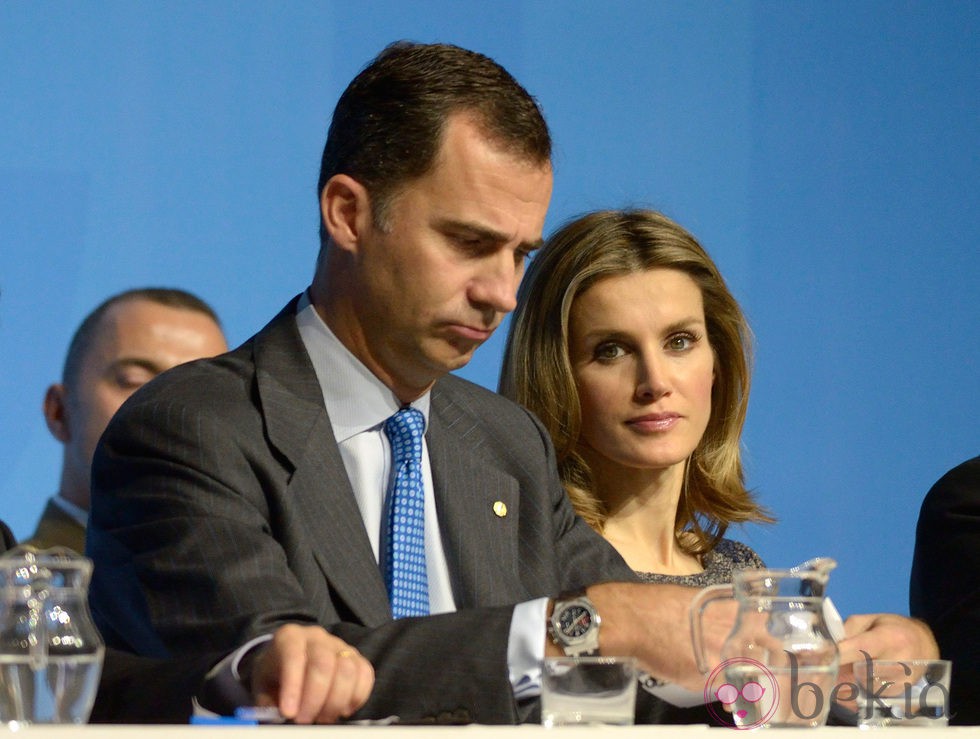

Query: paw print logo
[704,657,779,730]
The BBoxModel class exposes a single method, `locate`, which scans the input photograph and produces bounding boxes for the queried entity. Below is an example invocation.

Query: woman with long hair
[501,209,772,584]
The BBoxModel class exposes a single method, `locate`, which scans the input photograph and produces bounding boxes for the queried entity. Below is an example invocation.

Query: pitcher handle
[689,583,733,675]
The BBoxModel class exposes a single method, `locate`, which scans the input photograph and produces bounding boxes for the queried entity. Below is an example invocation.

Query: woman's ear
[320,174,372,254]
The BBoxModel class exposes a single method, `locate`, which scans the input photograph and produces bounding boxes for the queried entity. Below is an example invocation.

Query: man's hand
[585,582,737,691]
[823,613,937,714]
[250,624,375,724]
[837,613,938,686]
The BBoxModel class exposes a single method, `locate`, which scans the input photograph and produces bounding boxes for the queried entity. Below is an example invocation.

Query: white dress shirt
[295,292,545,698]
[295,293,455,614]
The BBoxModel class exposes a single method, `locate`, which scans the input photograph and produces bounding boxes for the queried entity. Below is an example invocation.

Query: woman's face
[568,268,715,478]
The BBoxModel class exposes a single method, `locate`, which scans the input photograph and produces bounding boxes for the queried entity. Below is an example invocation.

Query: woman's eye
[594,343,625,361]
[667,333,698,351]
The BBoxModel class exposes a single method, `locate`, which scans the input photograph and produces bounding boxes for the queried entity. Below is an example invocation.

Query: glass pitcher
[690,560,840,728]
[0,547,105,725]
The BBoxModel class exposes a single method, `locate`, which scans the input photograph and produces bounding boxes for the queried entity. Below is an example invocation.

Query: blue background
[1,2,977,619]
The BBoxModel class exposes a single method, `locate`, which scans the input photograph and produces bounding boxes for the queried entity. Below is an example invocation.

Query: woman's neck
[594,462,702,576]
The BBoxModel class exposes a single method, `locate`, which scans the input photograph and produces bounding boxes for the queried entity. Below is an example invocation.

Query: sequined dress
[633,538,765,586]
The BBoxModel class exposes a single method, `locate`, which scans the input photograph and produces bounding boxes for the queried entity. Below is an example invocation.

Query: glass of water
[541,656,637,727]
[852,658,952,728]
[0,548,105,725]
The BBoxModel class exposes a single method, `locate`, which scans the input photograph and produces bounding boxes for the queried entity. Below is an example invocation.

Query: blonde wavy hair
[500,209,772,555]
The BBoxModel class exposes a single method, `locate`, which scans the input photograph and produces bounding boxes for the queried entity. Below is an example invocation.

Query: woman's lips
[626,413,680,432]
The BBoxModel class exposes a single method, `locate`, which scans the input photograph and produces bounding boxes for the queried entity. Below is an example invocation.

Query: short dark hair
[62,288,221,389]
[317,41,551,239]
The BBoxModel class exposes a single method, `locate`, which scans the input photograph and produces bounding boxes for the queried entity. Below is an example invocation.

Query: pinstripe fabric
[87,295,636,724]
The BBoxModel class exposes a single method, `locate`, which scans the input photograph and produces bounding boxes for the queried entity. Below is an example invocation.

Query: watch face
[558,604,593,638]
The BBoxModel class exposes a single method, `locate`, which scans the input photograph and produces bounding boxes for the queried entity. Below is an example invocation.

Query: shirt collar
[295,290,430,443]
[52,494,88,527]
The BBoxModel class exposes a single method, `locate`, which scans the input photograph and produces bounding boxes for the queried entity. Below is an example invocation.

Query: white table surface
[1,725,976,738]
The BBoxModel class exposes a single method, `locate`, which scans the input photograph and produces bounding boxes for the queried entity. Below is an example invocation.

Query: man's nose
[469,252,520,314]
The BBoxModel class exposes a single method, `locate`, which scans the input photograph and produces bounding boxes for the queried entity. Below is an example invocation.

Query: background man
[87,41,936,724]
[0,287,374,725]
[26,288,228,551]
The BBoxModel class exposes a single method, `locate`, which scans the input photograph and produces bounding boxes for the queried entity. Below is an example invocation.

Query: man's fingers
[293,648,339,723]
[350,653,375,713]
[247,625,375,724]
[290,633,373,724]
[841,613,877,639]
[838,613,939,665]
[310,647,363,723]
[261,625,310,719]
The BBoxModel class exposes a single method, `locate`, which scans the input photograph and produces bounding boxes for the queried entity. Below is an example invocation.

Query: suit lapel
[253,299,391,624]
[428,381,522,609]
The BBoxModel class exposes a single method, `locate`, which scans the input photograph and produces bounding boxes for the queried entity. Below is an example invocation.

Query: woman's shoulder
[711,537,766,569]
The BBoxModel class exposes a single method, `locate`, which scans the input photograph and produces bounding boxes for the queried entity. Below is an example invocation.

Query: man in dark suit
[910,455,980,724]
[86,41,934,725]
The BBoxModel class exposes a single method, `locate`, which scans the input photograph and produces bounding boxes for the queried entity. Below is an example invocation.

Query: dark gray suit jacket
[88,296,636,724]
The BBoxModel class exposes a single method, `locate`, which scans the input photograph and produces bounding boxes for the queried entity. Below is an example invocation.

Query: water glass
[852,659,952,728]
[541,656,636,727]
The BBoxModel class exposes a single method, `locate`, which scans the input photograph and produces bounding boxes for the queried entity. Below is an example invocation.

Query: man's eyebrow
[436,218,508,242]
[435,218,544,252]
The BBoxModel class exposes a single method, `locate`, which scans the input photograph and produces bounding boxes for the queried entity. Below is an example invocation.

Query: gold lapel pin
[493,501,507,518]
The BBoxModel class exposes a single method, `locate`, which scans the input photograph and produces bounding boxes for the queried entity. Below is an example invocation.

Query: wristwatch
[548,591,601,656]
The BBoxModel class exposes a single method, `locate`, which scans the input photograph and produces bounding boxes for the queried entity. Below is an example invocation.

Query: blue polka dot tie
[382,407,429,618]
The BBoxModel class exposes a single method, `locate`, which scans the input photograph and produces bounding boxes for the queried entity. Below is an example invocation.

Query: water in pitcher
[724,662,838,729]
[0,652,103,724]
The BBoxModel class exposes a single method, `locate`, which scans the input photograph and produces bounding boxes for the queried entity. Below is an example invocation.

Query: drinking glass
[851,659,952,728]
[541,656,637,727]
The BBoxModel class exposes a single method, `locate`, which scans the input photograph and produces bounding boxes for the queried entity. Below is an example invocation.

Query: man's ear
[43,384,70,443]
[320,174,372,254]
